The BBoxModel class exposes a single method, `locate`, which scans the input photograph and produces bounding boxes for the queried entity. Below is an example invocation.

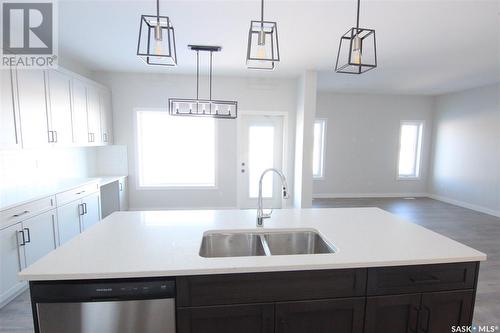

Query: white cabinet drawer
[56,183,99,206]
[0,196,55,230]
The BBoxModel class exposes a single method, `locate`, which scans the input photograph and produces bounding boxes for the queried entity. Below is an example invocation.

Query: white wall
[313,93,434,197]
[94,72,297,210]
[294,71,317,208]
[429,84,500,216]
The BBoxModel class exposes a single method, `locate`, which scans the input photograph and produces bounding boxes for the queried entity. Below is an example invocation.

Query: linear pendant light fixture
[246,0,280,70]
[137,0,177,66]
[169,45,238,119]
[335,0,377,74]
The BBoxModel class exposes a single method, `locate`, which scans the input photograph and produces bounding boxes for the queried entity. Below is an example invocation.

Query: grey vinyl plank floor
[1,197,498,332]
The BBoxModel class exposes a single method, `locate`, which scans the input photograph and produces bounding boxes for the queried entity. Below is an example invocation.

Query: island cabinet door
[364,294,421,333]
[177,303,274,333]
[275,298,365,333]
[419,290,474,333]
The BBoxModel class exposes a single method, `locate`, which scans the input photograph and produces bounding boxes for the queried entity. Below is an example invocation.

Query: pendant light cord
[209,51,213,100]
[156,0,160,23]
[356,0,360,32]
[261,0,264,28]
[196,50,199,100]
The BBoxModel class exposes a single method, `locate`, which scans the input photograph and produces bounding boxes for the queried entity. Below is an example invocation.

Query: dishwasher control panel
[31,278,176,302]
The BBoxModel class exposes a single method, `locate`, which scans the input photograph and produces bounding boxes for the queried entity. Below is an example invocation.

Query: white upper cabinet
[71,78,90,145]
[46,70,74,146]
[100,88,113,144]
[86,85,102,145]
[0,69,21,149]
[16,69,50,149]
[1,66,113,151]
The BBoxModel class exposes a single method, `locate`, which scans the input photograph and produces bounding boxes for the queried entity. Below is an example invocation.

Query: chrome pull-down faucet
[257,168,289,227]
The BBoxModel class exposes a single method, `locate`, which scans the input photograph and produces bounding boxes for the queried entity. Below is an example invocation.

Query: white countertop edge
[0,176,127,211]
[19,255,486,281]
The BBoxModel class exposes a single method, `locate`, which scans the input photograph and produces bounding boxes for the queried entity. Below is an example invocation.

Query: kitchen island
[19,208,486,333]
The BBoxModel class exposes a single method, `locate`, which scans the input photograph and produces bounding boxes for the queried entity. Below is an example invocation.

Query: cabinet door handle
[408,307,419,333]
[18,230,26,246]
[23,228,31,243]
[410,276,440,284]
[79,203,85,216]
[75,190,86,195]
[419,305,431,333]
[119,182,123,191]
[12,210,29,217]
[53,130,58,143]
[83,202,88,215]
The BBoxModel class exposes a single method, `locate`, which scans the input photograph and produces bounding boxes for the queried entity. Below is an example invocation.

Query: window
[398,121,423,179]
[312,119,326,179]
[136,111,216,187]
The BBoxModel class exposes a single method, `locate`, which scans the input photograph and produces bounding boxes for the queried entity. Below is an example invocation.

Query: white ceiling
[59,0,500,95]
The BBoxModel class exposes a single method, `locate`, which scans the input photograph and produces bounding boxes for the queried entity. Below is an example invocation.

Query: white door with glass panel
[238,115,285,209]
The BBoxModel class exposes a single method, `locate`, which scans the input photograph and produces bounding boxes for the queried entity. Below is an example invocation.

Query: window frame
[312,118,327,180]
[134,108,219,190]
[397,120,424,180]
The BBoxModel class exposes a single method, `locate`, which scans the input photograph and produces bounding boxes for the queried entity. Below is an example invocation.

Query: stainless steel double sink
[199,229,336,258]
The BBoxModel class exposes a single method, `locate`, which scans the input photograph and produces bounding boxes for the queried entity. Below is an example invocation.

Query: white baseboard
[0,283,27,309]
[427,194,500,218]
[312,193,428,199]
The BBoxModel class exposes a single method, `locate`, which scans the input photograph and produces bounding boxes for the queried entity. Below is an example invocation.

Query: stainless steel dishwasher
[30,278,176,333]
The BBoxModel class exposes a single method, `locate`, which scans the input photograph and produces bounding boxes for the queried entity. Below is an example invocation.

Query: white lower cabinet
[57,192,101,245]
[0,223,26,307]
[0,209,57,307]
[57,200,82,245]
[22,210,58,266]
[81,192,100,231]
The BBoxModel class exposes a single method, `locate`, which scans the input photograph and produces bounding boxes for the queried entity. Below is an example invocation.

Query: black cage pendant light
[335,0,377,74]
[169,45,238,119]
[137,0,177,66]
[246,0,280,70]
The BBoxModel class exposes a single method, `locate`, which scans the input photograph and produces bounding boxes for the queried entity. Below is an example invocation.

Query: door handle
[53,130,58,143]
[18,230,26,246]
[23,228,31,243]
[119,182,123,191]
[79,203,85,216]
[48,130,54,143]
[83,203,88,215]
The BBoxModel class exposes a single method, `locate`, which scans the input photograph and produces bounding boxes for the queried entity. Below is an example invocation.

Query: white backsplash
[0,147,96,189]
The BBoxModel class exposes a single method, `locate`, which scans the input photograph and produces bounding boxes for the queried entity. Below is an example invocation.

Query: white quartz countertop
[0,176,127,210]
[19,208,486,281]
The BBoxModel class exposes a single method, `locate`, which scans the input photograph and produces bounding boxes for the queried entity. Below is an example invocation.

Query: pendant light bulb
[154,25,163,55]
[256,29,266,59]
[352,35,362,65]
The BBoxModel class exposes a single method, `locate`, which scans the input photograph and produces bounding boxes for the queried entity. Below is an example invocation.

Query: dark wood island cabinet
[176,262,479,333]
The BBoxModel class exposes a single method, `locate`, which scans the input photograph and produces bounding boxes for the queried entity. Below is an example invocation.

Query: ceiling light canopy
[246,0,280,70]
[335,0,377,74]
[137,0,177,66]
[169,45,238,119]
